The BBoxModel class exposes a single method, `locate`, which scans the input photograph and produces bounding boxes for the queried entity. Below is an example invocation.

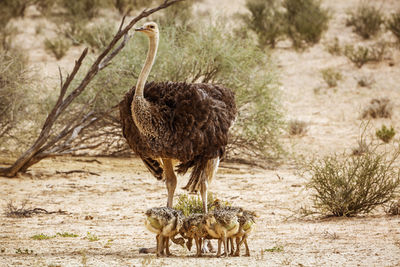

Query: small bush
[387,11,400,44]
[362,98,393,119]
[357,75,374,88]
[44,37,71,59]
[386,199,400,215]
[78,22,116,51]
[320,67,342,87]
[344,42,386,68]
[346,3,384,39]
[173,193,220,216]
[240,0,285,48]
[283,0,330,49]
[325,37,341,55]
[0,49,30,139]
[288,119,308,135]
[376,125,396,143]
[112,0,156,15]
[304,150,400,216]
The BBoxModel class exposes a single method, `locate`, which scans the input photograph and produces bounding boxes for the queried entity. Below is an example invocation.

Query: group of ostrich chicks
[144,200,257,257]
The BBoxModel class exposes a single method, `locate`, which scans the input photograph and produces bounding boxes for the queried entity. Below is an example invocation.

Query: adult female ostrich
[119,22,236,213]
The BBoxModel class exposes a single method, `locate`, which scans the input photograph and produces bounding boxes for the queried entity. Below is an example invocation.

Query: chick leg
[222,236,228,257]
[164,237,171,256]
[234,236,241,256]
[216,239,222,257]
[229,237,235,256]
[243,237,250,256]
[195,237,202,257]
[156,234,164,257]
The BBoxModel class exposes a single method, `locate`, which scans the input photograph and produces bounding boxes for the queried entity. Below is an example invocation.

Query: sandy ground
[1,157,400,267]
[2,0,400,266]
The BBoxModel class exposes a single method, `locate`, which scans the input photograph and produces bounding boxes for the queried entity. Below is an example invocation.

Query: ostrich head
[135,22,159,37]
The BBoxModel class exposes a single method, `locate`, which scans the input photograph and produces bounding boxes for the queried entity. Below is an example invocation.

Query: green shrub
[111,0,156,15]
[387,11,400,44]
[346,3,384,39]
[320,67,342,87]
[283,0,330,49]
[59,0,105,21]
[240,0,285,48]
[304,150,400,216]
[174,193,222,216]
[78,22,116,51]
[0,49,29,139]
[344,42,386,68]
[376,125,396,143]
[44,36,71,59]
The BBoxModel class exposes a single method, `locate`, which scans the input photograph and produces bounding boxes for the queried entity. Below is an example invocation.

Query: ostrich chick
[204,209,239,257]
[180,213,209,257]
[145,207,185,257]
[211,199,257,256]
[234,210,257,256]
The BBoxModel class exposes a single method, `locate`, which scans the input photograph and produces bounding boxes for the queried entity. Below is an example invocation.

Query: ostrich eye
[149,25,155,29]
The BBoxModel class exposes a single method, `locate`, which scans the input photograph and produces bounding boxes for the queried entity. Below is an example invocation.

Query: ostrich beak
[135,27,145,32]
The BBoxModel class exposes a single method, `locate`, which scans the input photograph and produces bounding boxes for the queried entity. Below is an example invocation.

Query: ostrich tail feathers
[181,159,208,193]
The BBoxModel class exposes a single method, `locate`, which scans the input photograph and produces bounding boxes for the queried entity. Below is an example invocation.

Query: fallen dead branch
[5,200,68,218]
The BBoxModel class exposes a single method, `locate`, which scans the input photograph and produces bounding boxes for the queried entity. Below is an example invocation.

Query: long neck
[135,33,159,98]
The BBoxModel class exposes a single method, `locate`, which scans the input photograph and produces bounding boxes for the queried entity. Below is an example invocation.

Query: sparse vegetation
[264,245,284,252]
[240,0,285,48]
[283,0,330,49]
[344,42,386,68]
[386,199,400,215]
[174,193,222,216]
[288,119,308,136]
[357,75,374,88]
[304,149,400,216]
[346,3,384,39]
[86,232,99,242]
[15,248,34,254]
[387,11,400,44]
[376,125,396,143]
[320,67,342,87]
[44,37,71,60]
[326,37,341,55]
[362,98,393,119]
[31,233,54,240]
[0,48,32,143]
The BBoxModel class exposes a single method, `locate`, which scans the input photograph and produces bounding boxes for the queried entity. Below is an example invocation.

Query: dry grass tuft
[361,98,393,119]
[386,199,400,215]
[288,119,308,136]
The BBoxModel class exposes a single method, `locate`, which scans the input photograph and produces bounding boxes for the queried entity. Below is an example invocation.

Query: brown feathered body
[119,81,236,192]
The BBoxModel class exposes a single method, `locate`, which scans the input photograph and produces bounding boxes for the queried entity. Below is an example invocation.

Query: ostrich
[119,22,236,213]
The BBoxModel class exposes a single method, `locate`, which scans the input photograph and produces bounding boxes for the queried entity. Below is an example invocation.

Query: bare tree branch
[0,0,185,177]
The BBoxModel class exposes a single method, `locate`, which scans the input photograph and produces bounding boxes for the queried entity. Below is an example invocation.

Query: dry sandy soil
[2,0,400,266]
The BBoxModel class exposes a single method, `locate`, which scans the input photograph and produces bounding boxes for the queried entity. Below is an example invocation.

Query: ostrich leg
[200,157,220,254]
[163,158,177,208]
